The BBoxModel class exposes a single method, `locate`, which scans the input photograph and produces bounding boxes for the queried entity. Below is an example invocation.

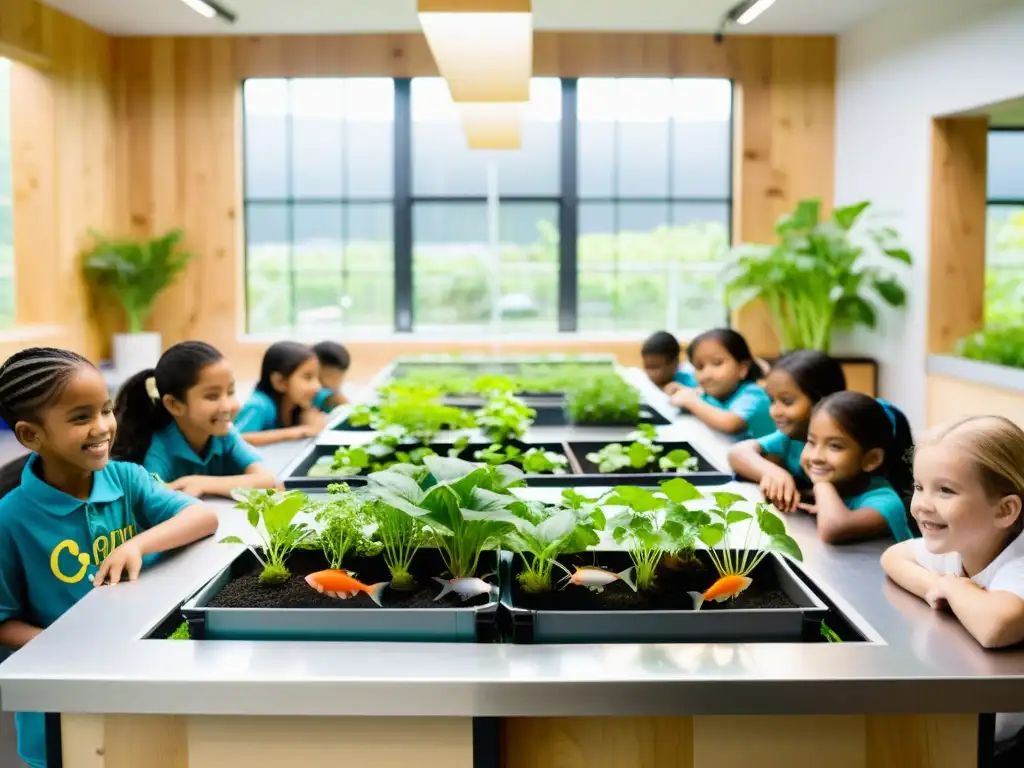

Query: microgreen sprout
[697,492,803,580]
[474,392,536,443]
[566,373,641,425]
[316,483,382,569]
[221,489,314,585]
[820,620,842,643]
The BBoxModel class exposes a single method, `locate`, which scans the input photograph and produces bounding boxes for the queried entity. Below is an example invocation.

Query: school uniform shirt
[698,381,775,441]
[672,367,699,388]
[842,476,912,542]
[313,387,335,412]
[143,422,262,483]
[234,389,280,433]
[912,533,1024,744]
[756,430,808,480]
[0,455,196,768]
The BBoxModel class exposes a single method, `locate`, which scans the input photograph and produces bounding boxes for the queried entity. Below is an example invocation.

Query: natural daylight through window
[0,59,14,328]
[986,128,1024,329]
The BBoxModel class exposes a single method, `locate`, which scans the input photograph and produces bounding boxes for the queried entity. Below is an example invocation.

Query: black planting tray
[566,440,731,486]
[500,550,827,644]
[282,439,578,491]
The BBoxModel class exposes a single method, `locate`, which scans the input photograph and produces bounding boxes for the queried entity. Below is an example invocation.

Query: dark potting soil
[208,548,493,610]
[510,550,798,612]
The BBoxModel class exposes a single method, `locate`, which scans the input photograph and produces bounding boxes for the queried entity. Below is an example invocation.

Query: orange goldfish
[304,569,389,607]
[560,565,636,593]
[687,574,752,610]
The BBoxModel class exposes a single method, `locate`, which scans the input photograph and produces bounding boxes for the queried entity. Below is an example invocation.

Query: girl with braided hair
[0,347,218,768]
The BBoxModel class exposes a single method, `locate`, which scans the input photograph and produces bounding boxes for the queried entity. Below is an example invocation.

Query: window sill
[926,354,1024,394]
[239,330,706,345]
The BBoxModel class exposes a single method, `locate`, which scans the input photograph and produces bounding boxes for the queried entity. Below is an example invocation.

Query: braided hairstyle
[112,341,225,465]
[0,347,95,497]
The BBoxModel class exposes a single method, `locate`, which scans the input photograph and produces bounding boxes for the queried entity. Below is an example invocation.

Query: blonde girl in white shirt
[881,415,1024,760]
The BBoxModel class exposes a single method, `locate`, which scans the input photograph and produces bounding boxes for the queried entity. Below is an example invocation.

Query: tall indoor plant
[723,199,911,352]
[82,229,194,374]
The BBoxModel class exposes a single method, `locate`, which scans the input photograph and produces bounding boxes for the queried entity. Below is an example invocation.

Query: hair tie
[145,377,160,403]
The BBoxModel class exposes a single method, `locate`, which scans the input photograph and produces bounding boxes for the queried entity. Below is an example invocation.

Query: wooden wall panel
[0,0,49,68]
[928,117,988,354]
[112,33,835,378]
[927,374,1024,428]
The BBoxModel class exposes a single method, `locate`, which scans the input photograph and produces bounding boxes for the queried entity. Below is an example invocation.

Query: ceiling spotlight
[179,0,237,23]
[714,0,777,43]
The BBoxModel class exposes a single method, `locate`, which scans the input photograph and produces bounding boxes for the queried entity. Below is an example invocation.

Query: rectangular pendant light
[459,102,524,149]
[418,0,532,103]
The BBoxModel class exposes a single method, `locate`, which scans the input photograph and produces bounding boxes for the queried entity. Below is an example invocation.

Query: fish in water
[432,576,494,602]
[305,569,389,607]
[560,565,637,593]
[688,574,753,610]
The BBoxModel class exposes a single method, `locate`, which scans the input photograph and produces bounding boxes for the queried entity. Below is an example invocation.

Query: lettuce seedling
[566,373,641,425]
[317,483,382,569]
[471,374,518,395]
[474,392,536,443]
[586,440,663,473]
[520,447,569,475]
[364,455,522,579]
[606,479,709,590]
[697,492,803,580]
[658,448,699,472]
[474,443,523,466]
[221,488,314,585]
[505,503,605,593]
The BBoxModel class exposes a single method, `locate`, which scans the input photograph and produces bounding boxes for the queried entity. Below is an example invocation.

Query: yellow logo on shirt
[49,525,137,583]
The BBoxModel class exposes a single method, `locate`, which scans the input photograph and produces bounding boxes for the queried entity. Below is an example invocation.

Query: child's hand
[168,475,208,498]
[663,381,682,395]
[924,574,966,610]
[670,387,699,408]
[93,540,144,586]
[760,467,799,513]
[298,408,327,437]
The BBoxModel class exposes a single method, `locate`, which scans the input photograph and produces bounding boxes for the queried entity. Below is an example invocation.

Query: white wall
[834,0,1024,429]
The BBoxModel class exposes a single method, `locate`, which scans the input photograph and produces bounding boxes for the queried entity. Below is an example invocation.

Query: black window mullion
[393,78,413,332]
[559,78,579,332]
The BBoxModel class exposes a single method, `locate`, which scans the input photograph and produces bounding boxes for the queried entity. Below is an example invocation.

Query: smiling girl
[797,391,913,544]
[112,341,277,498]
[236,341,326,446]
[0,347,218,768]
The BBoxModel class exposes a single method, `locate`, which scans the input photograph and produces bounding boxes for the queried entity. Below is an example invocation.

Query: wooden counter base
[62,712,977,768]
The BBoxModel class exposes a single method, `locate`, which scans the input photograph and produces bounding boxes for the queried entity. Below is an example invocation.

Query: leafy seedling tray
[182,548,498,642]
[500,549,826,644]
[282,439,577,491]
[566,440,731,486]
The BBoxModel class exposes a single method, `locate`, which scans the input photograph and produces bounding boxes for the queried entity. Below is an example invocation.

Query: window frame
[984,126,1024,328]
[241,75,735,337]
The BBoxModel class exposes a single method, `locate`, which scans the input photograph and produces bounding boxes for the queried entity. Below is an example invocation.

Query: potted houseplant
[82,229,193,375]
[723,199,911,352]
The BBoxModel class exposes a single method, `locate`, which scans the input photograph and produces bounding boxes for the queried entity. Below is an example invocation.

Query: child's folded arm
[0,618,41,650]
[880,540,941,599]
[940,577,1024,649]
[812,482,890,544]
[728,439,779,482]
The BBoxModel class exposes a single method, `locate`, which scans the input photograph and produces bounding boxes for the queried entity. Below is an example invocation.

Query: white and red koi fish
[559,565,637,593]
[305,569,389,607]
[432,576,495,602]
[688,574,752,610]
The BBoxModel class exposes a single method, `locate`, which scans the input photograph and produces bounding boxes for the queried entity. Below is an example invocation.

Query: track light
[714,0,777,43]
[179,0,237,23]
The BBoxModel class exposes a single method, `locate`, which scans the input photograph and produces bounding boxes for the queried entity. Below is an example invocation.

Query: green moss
[168,622,190,640]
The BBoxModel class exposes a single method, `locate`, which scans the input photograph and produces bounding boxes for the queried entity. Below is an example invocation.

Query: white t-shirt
[914,535,1024,743]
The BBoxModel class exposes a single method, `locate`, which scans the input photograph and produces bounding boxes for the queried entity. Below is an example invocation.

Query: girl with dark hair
[0,347,218,768]
[235,341,325,446]
[112,341,277,497]
[669,328,773,440]
[798,391,913,544]
[728,350,847,511]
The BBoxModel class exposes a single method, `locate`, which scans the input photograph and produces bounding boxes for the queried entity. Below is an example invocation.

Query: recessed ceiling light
[178,0,237,23]
[735,0,778,26]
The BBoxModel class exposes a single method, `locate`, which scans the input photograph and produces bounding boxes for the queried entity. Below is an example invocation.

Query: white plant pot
[113,332,162,377]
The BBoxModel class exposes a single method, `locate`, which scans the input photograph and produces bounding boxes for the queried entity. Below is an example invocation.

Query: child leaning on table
[641,330,698,392]
[880,415,1024,762]
[0,347,219,768]
[235,341,326,446]
[312,340,351,412]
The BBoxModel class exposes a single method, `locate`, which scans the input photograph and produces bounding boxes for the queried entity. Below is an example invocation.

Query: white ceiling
[42,0,897,36]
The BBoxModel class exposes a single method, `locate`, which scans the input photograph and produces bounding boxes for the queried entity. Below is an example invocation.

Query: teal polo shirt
[757,430,808,480]
[0,455,195,768]
[143,422,262,484]
[843,476,912,543]
[235,390,280,433]
[699,381,774,441]
[672,368,698,388]
[313,387,335,412]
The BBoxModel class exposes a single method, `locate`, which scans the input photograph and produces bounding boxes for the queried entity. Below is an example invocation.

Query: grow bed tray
[500,549,827,644]
[182,548,498,642]
[282,439,576,491]
[567,440,731,486]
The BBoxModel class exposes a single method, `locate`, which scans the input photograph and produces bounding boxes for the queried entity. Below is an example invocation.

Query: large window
[0,59,13,328]
[241,76,733,336]
[986,129,1024,328]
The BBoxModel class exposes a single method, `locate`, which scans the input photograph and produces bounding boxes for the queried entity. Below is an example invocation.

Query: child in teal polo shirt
[641,331,698,392]
[670,328,773,441]
[0,347,219,768]
[112,341,277,498]
[312,340,351,412]
[235,341,325,446]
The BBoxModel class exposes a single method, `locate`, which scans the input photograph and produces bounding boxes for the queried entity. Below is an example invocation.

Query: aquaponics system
[1,357,1019,767]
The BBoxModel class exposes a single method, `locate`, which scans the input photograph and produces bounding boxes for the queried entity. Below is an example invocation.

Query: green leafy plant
[606,479,710,590]
[504,496,606,593]
[168,622,190,640]
[315,484,382,568]
[471,374,518,395]
[659,449,699,472]
[820,620,842,643]
[566,373,641,425]
[82,229,194,333]
[586,441,663,473]
[956,325,1024,370]
[474,392,536,443]
[520,447,569,475]
[364,456,522,579]
[221,489,314,585]
[697,492,803,579]
[723,199,911,352]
